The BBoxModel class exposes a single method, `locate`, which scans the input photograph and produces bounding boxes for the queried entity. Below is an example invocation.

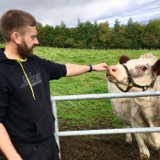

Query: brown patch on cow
[119,55,130,64]
[152,59,160,75]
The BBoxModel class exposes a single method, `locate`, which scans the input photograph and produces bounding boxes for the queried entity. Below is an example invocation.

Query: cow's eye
[140,66,147,71]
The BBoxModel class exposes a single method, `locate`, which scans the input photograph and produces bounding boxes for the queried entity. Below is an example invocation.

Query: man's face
[17,26,39,58]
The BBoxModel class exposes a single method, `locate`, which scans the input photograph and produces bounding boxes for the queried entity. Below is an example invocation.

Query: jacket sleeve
[36,56,67,80]
[47,61,67,80]
[0,81,8,123]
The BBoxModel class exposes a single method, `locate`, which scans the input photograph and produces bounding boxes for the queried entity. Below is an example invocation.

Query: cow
[106,53,160,160]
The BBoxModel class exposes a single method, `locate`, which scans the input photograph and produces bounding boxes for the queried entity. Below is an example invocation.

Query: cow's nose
[110,66,118,72]
[106,66,118,77]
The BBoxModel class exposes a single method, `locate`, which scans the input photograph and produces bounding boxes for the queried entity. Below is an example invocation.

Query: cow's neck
[132,79,160,127]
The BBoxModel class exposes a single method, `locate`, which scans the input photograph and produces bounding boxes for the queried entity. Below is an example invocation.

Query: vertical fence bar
[52,99,61,159]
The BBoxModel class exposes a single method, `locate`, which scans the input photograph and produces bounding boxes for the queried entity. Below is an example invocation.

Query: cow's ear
[152,59,160,75]
[119,55,130,64]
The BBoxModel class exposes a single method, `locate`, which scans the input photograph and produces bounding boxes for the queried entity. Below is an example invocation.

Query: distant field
[1,44,160,129]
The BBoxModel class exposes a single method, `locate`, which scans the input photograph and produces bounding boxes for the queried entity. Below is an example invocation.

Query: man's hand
[92,63,108,71]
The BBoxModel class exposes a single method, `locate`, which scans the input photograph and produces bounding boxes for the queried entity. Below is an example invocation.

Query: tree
[37,22,47,46]
[36,17,160,49]
[82,21,99,49]
[125,18,144,49]
[65,38,75,48]
[98,21,110,49]
[53,35,65,48]
[89,21,99,49]
[75,19,87,48]
[53,23,66,48]
[37,23,55,46]
[109,25,131,49]
[142,19,160,49]
[109,20,130,49]
[114,19,121,32]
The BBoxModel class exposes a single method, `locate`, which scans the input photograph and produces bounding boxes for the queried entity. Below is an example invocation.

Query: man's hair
[0,9,37,42]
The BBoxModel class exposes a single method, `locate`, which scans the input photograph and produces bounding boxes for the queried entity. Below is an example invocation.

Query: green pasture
[35,47,160,130]
[1,44,160,130]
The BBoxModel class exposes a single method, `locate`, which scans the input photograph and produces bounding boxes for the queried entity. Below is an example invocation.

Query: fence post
[52,99,61,159]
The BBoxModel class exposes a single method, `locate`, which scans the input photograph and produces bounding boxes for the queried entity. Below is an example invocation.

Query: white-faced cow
[106,53,160,160]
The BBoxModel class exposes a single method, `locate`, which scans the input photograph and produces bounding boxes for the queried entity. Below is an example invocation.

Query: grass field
[34,47,160,130]
[1,44,160,130]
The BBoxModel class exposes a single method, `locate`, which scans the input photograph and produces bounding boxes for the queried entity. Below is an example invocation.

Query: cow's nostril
[112,68,117,72]
[109,66,117,72]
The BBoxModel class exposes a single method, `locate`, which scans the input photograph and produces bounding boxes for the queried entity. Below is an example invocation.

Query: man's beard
[17,40,34,58]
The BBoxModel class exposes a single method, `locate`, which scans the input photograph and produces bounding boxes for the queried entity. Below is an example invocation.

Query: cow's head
[106,53,160,92]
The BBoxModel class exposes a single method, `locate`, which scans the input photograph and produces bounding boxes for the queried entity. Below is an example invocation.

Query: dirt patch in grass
[60,134,160,160]
[0,126,160,160]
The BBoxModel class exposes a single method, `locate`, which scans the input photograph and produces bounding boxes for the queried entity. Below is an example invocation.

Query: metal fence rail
[51,91,160,157]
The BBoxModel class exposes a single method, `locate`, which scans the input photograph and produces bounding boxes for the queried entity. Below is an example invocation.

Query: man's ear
[11,32,21,44]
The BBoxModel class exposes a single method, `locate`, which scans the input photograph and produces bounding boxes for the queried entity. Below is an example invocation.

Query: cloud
[0,0,160,27]
[98,0,160,27]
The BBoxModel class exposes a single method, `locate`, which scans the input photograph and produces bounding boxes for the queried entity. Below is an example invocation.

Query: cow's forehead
[125,58,157,68]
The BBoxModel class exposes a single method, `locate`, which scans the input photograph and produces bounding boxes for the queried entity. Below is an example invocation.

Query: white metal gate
[51,91,160,157]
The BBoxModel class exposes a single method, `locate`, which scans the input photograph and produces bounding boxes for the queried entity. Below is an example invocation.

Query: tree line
[0,18,160,49]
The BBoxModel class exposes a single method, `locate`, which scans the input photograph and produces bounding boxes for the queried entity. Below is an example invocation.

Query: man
[0,9,108,160]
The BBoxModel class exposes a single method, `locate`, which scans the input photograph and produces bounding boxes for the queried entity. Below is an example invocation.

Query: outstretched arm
[0,123,22,160]
[65,63,108,77]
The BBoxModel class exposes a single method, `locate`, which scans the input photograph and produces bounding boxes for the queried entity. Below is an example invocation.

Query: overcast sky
[1,0,160,27]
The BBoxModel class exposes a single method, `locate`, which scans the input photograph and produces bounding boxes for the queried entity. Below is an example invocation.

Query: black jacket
[0,48,67,143]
